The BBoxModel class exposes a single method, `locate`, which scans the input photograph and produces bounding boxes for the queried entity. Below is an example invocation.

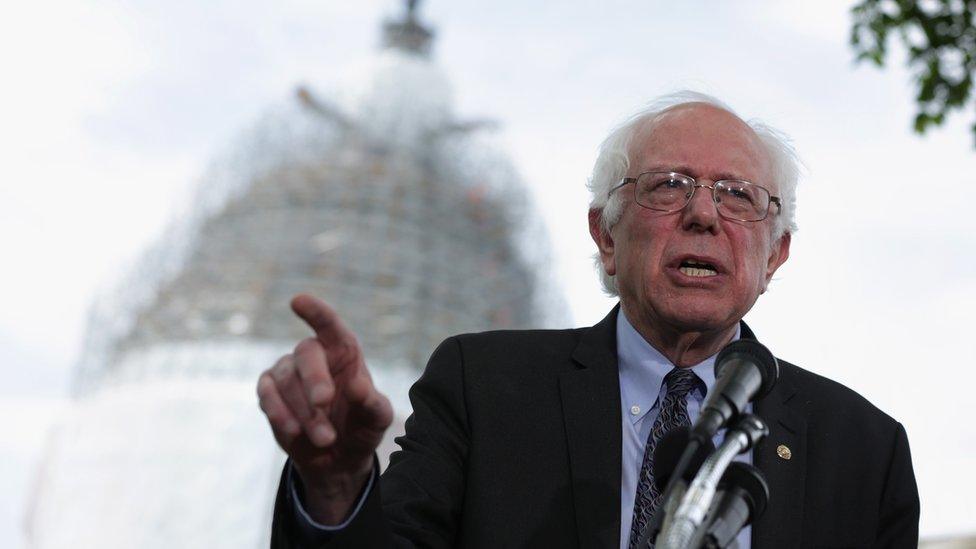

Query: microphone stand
[655,415,768,548]
[699,462,769,549]
[636,429,717,549]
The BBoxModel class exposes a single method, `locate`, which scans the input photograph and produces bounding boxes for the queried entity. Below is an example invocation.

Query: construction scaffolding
[27,5,565,548]
[72,4,562,395]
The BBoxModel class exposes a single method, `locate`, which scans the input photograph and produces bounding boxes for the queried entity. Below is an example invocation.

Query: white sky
[2,0,975,544]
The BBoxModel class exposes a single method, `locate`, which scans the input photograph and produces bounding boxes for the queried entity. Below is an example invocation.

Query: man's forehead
[629,103,772,184]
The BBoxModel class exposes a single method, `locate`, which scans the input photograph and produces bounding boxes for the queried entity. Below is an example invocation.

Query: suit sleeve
[270,336,470,548]
[873,422,920,548]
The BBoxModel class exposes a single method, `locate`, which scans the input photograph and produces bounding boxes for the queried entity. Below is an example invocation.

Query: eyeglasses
[608,171,781,222]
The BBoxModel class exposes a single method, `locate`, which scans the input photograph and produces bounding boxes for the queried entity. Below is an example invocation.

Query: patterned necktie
[629,367,701,548]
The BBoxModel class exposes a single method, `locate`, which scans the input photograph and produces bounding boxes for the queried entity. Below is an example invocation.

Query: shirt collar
[616,307,740,424]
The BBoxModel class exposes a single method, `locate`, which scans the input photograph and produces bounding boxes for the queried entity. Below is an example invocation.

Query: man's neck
[620,305,738,367]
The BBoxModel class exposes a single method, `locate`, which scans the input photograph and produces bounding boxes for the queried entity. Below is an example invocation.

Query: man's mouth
[678,260,718,278]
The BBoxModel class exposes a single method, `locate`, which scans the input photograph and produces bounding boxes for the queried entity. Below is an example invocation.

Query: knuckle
[261,400,283,423]
[309,382,334,405]
[258,395,278,417]
[296,354,330,384]
[271,356,295,381]
[300,363,331,386]
[344,335,361,354]
[264,409,281,424]
[294,337,321,356]
[333,340,361,367]
[272,415,299,438]
[256,374,275,398]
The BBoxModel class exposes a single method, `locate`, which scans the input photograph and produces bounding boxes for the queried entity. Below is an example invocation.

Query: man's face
[590,104,790,335]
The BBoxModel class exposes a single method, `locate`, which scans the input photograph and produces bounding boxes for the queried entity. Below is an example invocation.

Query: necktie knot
[663,367,700,400]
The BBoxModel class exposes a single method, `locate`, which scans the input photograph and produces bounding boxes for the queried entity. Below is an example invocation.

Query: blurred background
[2,0,974,547]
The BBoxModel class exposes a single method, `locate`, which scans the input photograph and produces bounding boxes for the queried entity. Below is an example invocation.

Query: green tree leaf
[851,0,976,148]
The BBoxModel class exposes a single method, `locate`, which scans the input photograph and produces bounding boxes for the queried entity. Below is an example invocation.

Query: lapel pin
[776,444,792,460]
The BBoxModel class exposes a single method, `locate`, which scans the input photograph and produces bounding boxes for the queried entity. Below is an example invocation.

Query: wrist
[295,461,374,525]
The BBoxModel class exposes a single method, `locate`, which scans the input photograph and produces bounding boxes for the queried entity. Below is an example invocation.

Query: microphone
[656,414,769,548]
[691,340,778,442]
[701,463,769,549]
[647,340,778,548]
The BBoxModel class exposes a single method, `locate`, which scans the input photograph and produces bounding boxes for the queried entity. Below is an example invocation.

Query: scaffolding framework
[29,6,565,548]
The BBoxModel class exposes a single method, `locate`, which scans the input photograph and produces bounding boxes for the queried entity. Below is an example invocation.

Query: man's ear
[764,231,791,286]
[589,208,616,277]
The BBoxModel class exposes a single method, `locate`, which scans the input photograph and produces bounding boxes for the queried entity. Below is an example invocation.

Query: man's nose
[680,184,721,234]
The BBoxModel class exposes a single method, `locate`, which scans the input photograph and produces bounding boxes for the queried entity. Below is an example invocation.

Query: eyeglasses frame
[608,171,782,222]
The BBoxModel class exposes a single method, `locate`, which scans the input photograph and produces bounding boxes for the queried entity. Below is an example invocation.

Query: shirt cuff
[288,458,378,537]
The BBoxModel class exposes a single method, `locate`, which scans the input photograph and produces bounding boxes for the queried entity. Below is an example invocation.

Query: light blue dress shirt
[616,308,751,549]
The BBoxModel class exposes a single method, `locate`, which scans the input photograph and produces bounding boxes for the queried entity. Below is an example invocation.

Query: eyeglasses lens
[635,173,769,221]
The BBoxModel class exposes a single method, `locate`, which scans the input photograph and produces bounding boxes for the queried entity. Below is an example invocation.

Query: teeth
[680,266,717,277]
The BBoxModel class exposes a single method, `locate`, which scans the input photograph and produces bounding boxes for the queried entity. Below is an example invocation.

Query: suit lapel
[742,323,808,548]
[557,315,807,548]
[560,307,622,549]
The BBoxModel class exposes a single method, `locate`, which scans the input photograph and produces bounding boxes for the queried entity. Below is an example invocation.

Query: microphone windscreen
[718,462,770,519]
[652,427,716,491]
[715,340,779,398]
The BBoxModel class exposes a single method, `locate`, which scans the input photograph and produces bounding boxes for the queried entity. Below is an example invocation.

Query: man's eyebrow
[644,165,754,182]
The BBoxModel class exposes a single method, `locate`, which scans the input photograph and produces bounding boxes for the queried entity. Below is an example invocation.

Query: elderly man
[258,93,919,548]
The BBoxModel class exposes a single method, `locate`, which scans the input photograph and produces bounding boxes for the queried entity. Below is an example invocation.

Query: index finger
[290,294,358,349]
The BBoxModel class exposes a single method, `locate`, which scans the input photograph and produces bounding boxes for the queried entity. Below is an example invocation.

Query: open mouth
[678,260,719,278]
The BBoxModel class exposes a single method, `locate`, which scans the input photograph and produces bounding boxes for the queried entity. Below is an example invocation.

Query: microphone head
[715,339,779,399]
[652,427,716,491]
[730,413,770,452]
[719,462,770,520]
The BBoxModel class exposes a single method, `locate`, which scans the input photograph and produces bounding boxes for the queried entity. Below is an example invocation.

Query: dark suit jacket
[272,308,919,548]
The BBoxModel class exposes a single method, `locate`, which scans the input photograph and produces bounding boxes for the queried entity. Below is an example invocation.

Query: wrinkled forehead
[628,103,774,189]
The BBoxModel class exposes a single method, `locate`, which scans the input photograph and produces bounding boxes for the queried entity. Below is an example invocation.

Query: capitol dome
[26,4,563,548]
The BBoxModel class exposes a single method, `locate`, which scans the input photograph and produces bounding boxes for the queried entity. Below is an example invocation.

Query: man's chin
[655,303,738,333]
[665,316,730,334]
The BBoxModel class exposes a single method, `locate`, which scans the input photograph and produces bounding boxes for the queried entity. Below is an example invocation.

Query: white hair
[586,91,801,296]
